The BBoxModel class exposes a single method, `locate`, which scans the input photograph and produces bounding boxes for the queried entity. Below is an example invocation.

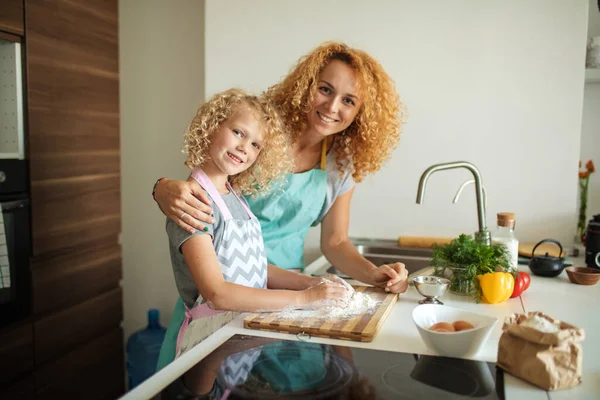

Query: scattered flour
[274,292,380,321]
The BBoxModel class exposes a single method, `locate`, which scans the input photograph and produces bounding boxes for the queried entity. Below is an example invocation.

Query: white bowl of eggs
[412,304,498,358]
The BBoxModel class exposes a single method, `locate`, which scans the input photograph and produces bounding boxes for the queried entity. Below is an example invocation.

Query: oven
[0,193,31,328]
[0,37,30,328]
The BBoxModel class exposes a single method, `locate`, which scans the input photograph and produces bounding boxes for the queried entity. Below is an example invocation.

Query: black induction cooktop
[157,334,504,400]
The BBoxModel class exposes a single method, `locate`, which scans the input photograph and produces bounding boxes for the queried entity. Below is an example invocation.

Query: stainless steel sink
[317,238,433,279]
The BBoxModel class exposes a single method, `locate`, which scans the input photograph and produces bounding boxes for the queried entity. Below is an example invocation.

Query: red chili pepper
[510,271,531,298]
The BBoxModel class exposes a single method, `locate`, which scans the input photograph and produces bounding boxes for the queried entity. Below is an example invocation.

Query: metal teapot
[528,239,565,277]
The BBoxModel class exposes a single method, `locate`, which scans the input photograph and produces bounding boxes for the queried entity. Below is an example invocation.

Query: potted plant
[431,234,512,299]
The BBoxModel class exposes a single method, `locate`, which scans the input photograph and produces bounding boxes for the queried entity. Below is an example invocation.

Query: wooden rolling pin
[397,236,453,248]
[398,236,566,258]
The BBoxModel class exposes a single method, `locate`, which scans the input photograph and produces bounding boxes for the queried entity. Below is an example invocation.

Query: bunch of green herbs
[431,234,512,300]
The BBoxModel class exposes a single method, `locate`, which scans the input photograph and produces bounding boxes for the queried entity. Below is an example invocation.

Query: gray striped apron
[175,168,268,357]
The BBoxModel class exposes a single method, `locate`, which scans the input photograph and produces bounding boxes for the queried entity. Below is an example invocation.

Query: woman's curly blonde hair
[183,88,292,197]
[268,42,406,182]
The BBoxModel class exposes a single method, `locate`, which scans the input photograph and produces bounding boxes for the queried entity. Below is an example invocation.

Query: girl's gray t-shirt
[312,145,356,226]
[166,192,251,309]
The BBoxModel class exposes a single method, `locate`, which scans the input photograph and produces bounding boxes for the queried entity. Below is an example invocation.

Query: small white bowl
[412,304,498,358]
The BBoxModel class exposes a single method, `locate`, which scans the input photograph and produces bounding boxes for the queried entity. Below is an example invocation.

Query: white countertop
[122,255,599,400]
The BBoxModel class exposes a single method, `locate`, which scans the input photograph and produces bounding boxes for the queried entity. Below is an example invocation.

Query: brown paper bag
[497,312,585,391]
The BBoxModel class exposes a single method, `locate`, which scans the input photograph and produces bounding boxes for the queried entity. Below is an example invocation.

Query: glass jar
[437,264,476,296]
[492,212,518,270]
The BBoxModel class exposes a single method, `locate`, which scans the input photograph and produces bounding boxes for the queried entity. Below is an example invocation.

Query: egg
[452,320,475,331]
[429,322,455,332]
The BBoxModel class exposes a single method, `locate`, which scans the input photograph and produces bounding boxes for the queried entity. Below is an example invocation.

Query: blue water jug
[126,309,167,389]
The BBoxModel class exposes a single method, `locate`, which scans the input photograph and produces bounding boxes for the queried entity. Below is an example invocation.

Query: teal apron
[156,141,329,371]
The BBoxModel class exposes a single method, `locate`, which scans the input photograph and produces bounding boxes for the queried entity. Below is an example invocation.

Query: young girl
[167,89,352,357]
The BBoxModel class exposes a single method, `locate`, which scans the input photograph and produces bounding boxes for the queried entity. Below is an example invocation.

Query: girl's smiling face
[306,59,363,137]
[207,105,264,179]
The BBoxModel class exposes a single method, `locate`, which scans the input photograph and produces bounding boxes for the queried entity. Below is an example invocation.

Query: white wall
[206,0,589,263]
[581,0,600,221]
[120,0,205,338]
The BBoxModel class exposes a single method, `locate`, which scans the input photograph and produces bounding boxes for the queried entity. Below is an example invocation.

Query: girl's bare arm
[266,264,319,290]
[182,235,350,311]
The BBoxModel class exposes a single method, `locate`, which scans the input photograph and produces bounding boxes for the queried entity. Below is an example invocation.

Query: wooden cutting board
[243,286,398,342]
[518,242,566,258]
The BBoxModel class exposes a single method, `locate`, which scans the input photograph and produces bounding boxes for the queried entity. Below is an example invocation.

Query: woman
[154,42,409,370]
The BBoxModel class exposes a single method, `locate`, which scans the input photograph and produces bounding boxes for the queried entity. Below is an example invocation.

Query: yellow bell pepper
[476,272,514,304]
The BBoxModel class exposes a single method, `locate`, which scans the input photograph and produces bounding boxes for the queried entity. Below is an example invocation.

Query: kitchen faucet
[416,161,491,245]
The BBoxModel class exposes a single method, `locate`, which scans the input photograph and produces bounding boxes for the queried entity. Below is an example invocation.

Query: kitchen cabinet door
[0,375,34,400]
[0,0,24,36]
[35,328,125,400]
[25,0,120,256]
[0,322,33,384]
[31,242,122,316]
[24,1,123,397]
[34,287,122,364]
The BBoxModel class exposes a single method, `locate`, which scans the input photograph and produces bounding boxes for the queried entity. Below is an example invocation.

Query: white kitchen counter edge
[121,255,595,400]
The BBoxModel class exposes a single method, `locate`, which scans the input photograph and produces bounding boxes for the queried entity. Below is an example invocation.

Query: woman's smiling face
[306,59,363,137]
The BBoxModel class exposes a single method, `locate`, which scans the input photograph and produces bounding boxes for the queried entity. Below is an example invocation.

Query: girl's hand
[154,178,215,233]
[300,279,352,309]
[321,274,355,295]
[304,275,354,294]
[369,263,409,294]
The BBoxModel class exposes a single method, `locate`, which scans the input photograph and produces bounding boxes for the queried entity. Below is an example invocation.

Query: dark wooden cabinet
[0,322,34,384]
[31,242,122,316]
[0,375,35,400]
[0,0,24,36]
[0,0,123,398]
[35,329,124,400]
[26,0,120,257]
[34,288,123,364]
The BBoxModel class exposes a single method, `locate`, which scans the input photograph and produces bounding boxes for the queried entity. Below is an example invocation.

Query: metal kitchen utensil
[413,276,450,304]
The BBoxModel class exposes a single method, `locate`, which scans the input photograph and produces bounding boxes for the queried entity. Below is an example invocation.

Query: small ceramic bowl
[412,304,498,358]
[565,266,600,285]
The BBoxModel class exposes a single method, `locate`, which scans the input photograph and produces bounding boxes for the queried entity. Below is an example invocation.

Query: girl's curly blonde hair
[183,89,292,197]
[268,42,406,182]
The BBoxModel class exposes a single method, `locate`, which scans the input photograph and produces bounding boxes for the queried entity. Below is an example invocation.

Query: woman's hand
[369,263,409,294]
[300,279,352,309]
[154,178,215,233]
